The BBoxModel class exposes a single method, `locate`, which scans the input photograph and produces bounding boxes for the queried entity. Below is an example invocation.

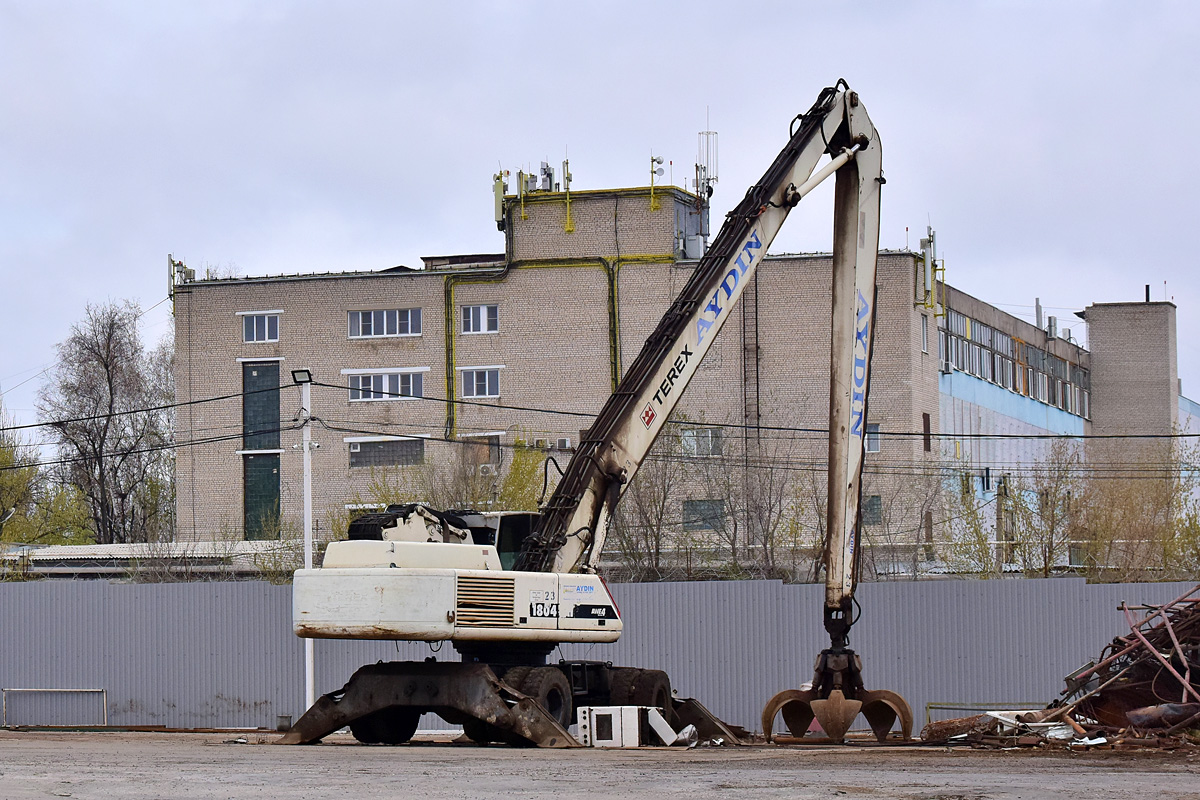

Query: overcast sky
[3,1,1198,441]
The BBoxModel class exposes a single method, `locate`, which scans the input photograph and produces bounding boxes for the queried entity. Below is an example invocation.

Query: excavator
[282,79,911,747]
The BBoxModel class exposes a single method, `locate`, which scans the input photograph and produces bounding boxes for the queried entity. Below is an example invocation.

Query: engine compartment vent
[455,576,515,627]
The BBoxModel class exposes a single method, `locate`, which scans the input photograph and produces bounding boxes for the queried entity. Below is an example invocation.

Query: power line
[0,295,173,401]
[0,421,301,474]
[4,383,283,433]
[306,379,1200,442]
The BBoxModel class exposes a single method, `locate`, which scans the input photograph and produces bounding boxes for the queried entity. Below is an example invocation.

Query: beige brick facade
[172,185,1185,579]
[1085,301,1178,436]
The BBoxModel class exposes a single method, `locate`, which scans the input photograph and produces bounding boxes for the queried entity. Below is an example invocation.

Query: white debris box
[576,706,642,748]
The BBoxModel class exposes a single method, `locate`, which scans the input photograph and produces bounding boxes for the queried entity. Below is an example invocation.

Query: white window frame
[348,308,422,339]
[344,434,429,468]
[680,427,723,457]
[238,310,282,343]
[458,365,503,398]
[865,423,881,453]
[341,367,430,401]
[462,304,499,334]
[342,434,432,443]
[921,315,929,353]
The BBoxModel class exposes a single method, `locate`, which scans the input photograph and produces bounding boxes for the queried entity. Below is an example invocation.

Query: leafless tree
[939,463,1002,578]
[1078,436,1200,582]
[38,301,174,544]
[1008,438,1082,577]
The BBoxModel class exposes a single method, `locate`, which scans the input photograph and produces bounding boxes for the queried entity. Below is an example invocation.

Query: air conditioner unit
[349,442,361,452]
[478,464,497,476]
[534,438,550,449]
[556,437,572,450]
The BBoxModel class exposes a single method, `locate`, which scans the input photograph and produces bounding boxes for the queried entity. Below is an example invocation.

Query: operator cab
[446,510,537,570]
[346,505,537,570]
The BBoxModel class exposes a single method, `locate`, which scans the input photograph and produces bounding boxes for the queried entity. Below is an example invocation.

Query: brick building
[171,181,1191,577]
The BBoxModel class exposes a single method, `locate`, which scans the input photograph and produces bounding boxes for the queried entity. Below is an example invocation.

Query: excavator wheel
[498,666,533,691]
[609,668,642,705]
[348,706,421,745]
[520,667,574,730]
[631,669,676,727]
[461,718,502,744]
[462,667,536,744]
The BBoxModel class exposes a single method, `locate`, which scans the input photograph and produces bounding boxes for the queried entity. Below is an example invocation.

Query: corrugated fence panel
[1,578,1195,732]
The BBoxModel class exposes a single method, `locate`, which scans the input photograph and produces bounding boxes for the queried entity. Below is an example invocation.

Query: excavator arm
[516,81,883,584]
[289,81,911,747]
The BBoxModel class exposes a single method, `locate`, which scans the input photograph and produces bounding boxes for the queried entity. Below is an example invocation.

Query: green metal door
[243,454,280,540]
[243,362,280,450]
[242,363,280,540]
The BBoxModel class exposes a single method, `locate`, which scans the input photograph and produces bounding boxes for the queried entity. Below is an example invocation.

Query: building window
[921,315,929,353]
[462,304,499,334]
[349,438,425,468]
[242,314,279,343]
[462,368,500,398]
[349,308,421,338]
[681,428,723,456]
[865,423,881,453]
[946,309,967,336]
[242,362,280,451]
[862,495,883,526]
[347,371,424,401]
[683,499,725,531]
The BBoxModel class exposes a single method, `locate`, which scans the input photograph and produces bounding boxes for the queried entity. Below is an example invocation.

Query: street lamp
[291,368,316,711]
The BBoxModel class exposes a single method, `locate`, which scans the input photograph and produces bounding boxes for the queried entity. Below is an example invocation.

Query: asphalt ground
[1,731,1198,799]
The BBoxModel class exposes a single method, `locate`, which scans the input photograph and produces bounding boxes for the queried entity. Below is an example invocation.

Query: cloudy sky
[2,1,1198,441]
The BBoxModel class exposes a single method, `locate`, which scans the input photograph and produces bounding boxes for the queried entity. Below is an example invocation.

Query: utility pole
[291,369,317,711]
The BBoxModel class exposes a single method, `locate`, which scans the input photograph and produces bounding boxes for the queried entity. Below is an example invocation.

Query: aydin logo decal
[694,230,763,345]
[849,289,871,438]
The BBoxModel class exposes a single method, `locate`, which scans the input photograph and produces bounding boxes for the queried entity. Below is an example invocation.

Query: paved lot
[0,731,1198,799]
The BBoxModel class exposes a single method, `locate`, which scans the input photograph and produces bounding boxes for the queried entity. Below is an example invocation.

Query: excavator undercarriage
[279,660,745,747]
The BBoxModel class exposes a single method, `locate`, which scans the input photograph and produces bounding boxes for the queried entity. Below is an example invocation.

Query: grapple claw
[761,688,816,740]
[762,648,913,743]
[810,690,862,742]
[860,689,913,742]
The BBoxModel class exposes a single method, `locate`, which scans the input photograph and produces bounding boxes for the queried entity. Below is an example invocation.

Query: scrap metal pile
[922,584,1200,750]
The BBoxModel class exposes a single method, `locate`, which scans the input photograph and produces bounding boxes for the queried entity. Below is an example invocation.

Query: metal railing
[925,701,1042,725]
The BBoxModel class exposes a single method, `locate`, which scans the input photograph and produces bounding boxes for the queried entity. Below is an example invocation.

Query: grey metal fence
[0,577,1192,732]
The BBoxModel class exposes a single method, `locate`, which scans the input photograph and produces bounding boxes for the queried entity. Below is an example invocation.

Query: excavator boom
[518,82,883,579]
